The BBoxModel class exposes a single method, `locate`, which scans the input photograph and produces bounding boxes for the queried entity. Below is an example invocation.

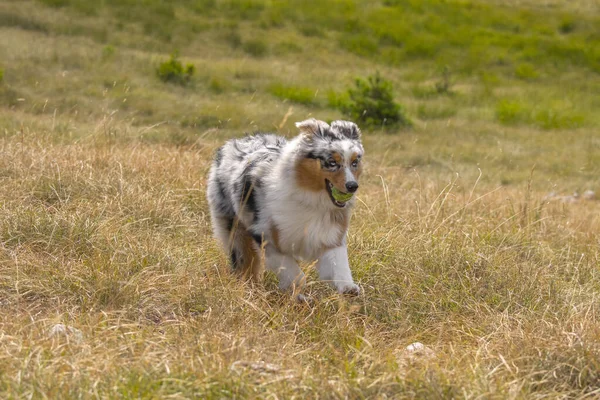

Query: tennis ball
[331,187,354,203]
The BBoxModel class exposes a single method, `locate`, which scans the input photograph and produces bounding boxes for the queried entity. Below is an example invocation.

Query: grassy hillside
[1,0,600,398]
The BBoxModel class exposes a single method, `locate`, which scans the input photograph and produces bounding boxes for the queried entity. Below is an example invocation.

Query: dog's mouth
[325,179,352,208]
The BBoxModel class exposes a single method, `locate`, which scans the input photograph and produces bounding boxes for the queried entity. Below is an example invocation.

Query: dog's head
[294,118,364,208]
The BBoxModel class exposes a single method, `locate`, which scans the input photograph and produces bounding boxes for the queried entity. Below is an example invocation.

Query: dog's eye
[351,159,360,168]
[326,158,337,168]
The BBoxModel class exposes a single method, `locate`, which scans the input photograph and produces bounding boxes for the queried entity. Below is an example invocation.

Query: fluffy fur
[206,119,364,296]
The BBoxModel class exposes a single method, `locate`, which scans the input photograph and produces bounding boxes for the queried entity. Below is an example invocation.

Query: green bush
[339,72,411,129]
[156,53,195,85]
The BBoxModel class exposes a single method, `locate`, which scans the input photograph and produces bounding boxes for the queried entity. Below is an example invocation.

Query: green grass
[268,83,318,105]
[514,62,539,80]
[496,99,586,129]
[416,103,457,120]
[1,0,600,397]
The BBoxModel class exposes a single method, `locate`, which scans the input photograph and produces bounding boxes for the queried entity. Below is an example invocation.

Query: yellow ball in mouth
[331,187,354,203]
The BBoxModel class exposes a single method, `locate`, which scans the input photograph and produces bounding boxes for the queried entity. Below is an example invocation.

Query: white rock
[406,342,426,352]
[395,342,436,375]
[402,342,436,360]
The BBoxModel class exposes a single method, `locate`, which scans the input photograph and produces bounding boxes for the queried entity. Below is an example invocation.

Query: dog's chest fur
[271,203,348,260]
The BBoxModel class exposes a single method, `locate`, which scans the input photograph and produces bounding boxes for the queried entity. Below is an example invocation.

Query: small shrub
[156,53,195,85]
[269,83,316,105]
[340,72,411,129]
[242,39,268,57]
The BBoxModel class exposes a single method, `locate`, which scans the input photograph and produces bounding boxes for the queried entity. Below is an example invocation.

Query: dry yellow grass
[1,129,599,398]
[1,0,600,397]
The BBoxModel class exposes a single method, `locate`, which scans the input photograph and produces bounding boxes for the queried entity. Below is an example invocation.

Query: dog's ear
[295,118,330,138]
[330,120,361,140]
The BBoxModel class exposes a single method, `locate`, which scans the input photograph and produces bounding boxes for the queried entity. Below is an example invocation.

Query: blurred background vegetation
[1,0,599,187]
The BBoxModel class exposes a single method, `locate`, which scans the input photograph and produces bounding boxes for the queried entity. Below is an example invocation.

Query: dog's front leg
[317,240,360,295]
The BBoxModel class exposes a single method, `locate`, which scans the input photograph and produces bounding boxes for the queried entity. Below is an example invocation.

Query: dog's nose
[345,181,359,193]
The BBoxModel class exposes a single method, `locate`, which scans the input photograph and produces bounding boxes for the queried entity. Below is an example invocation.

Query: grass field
[1,0,600,398]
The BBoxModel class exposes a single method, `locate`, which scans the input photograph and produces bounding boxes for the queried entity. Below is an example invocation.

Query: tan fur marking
[295,152,360,194]
[271,223,282,252]
[332,152,342,164]
[323,168,347,192]
[295,158,324,192]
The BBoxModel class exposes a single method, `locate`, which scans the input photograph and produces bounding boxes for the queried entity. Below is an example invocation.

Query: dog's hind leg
[211,214,234,252]
[228,219,262,281]
[210,214,261,281]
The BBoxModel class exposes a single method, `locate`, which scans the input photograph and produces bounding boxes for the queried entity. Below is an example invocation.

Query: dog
[206,118,364,297]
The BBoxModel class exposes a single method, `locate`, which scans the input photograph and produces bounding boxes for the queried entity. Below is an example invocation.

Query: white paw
[337,283,360,296]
